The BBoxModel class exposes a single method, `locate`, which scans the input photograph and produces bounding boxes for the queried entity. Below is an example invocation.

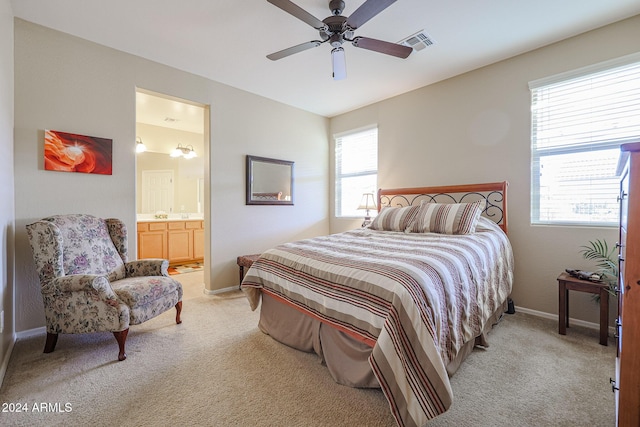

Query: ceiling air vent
[399,30,435,52]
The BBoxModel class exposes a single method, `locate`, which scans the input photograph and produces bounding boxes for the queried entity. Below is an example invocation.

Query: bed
[241,182,514,427]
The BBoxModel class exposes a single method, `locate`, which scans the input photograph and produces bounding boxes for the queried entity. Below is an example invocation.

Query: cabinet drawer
[168,221,186,230]
[148,222,168,231]
[138,222,169,232]
[185,221,202,230]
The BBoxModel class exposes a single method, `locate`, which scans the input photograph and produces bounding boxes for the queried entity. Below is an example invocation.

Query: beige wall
[330,15,640,325]
[13,19,329,332]
[0,0,15,374]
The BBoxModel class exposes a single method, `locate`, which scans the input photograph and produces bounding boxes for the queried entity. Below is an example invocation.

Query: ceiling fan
[266,0,412,80]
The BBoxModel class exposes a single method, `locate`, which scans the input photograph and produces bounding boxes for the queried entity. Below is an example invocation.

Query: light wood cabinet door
[193,228,205,260]
[138,230,167,259]
[168,229,193,263]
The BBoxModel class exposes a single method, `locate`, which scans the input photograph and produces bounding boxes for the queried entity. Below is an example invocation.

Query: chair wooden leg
[43,332,58,353]
[175,301,182,324]
[113,329,129,361]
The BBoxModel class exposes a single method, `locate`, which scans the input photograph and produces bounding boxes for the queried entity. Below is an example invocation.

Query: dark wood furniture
[557,272,609,346]
[237,254,261,288]
[615,141,640,426]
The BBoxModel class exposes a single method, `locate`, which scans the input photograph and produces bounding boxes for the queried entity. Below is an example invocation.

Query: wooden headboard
[377,181,509,234]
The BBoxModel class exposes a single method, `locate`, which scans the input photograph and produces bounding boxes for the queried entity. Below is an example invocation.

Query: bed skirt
[258,292,509,388]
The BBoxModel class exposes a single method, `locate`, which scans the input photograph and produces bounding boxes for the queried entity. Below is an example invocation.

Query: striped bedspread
[241,217,513,427]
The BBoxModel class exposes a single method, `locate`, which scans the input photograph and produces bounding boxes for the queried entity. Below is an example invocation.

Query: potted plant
[579,239,618,300]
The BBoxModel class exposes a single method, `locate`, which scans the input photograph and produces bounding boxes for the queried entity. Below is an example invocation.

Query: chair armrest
[46,275,121,308]
[124,259,170,278]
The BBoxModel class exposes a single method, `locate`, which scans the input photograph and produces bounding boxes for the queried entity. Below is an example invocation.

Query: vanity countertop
[137,215,203,223]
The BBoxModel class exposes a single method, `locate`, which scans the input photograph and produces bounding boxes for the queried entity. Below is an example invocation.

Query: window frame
[529,53,640,227]
[334,126,378,218]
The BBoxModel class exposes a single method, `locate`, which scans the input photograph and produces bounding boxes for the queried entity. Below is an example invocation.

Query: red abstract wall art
[44,130,113,175]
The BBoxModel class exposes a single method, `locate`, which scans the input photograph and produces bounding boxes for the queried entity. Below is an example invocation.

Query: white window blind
[335,127,378,217]
[530,55,640,226]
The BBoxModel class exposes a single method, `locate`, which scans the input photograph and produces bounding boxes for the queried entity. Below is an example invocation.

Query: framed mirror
[246,155,294,205]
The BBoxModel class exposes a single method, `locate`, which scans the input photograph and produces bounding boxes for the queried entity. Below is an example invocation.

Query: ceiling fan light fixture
[332,47,346,80]
[267,0,410,79]
[329,33,343,48]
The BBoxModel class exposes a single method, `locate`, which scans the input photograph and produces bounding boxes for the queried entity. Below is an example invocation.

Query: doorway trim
[135,88,211,291]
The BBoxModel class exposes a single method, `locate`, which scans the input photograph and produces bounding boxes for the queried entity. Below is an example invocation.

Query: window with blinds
[335,127,378,217]
[529,55,640,226]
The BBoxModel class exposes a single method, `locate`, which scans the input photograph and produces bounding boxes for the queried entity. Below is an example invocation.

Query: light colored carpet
[0,271,615,426]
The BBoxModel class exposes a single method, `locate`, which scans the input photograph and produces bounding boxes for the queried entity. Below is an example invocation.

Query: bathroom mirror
[246,155,294,205]
[136,151,204,216]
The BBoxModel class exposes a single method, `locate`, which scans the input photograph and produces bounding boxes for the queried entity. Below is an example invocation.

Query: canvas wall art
[44,129,113,175]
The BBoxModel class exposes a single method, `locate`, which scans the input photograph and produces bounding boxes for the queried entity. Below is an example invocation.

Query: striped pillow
[409,200,486,235]
[369,205,420,232]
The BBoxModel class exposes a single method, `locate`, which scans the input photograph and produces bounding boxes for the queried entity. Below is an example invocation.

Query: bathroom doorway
[135,89,209,282]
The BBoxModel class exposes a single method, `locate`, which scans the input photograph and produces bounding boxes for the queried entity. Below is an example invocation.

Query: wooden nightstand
[557,272,610,346]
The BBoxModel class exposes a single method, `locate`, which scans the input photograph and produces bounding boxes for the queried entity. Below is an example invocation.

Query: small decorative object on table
[565,268,602,283]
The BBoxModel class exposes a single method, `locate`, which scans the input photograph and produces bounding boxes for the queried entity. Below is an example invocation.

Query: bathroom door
[142,170,174,213]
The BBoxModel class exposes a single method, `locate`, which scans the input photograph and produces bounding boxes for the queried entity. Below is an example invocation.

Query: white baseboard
[515,305,616,335]
[203,285,240,296]
[0,334,16,389]
[16,326,46,340]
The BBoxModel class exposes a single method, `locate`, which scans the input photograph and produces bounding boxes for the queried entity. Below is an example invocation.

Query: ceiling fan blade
[345,0,396,30]
[331,47,347,80]
[267,41,322,61]
[267,0,328,30]
[352,36,412,59]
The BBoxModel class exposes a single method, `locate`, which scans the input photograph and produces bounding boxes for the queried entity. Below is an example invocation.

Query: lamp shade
[357,193,376,211]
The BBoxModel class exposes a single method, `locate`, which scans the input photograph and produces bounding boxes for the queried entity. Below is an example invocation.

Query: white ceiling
[11,0,640,118]
[136,90,205,134]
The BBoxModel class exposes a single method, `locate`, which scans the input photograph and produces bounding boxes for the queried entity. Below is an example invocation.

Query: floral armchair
[26,214,183,361]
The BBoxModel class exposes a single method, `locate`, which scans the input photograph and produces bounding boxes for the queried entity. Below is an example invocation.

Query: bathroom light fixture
[170,143,197,159]
[135,136,147,153]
